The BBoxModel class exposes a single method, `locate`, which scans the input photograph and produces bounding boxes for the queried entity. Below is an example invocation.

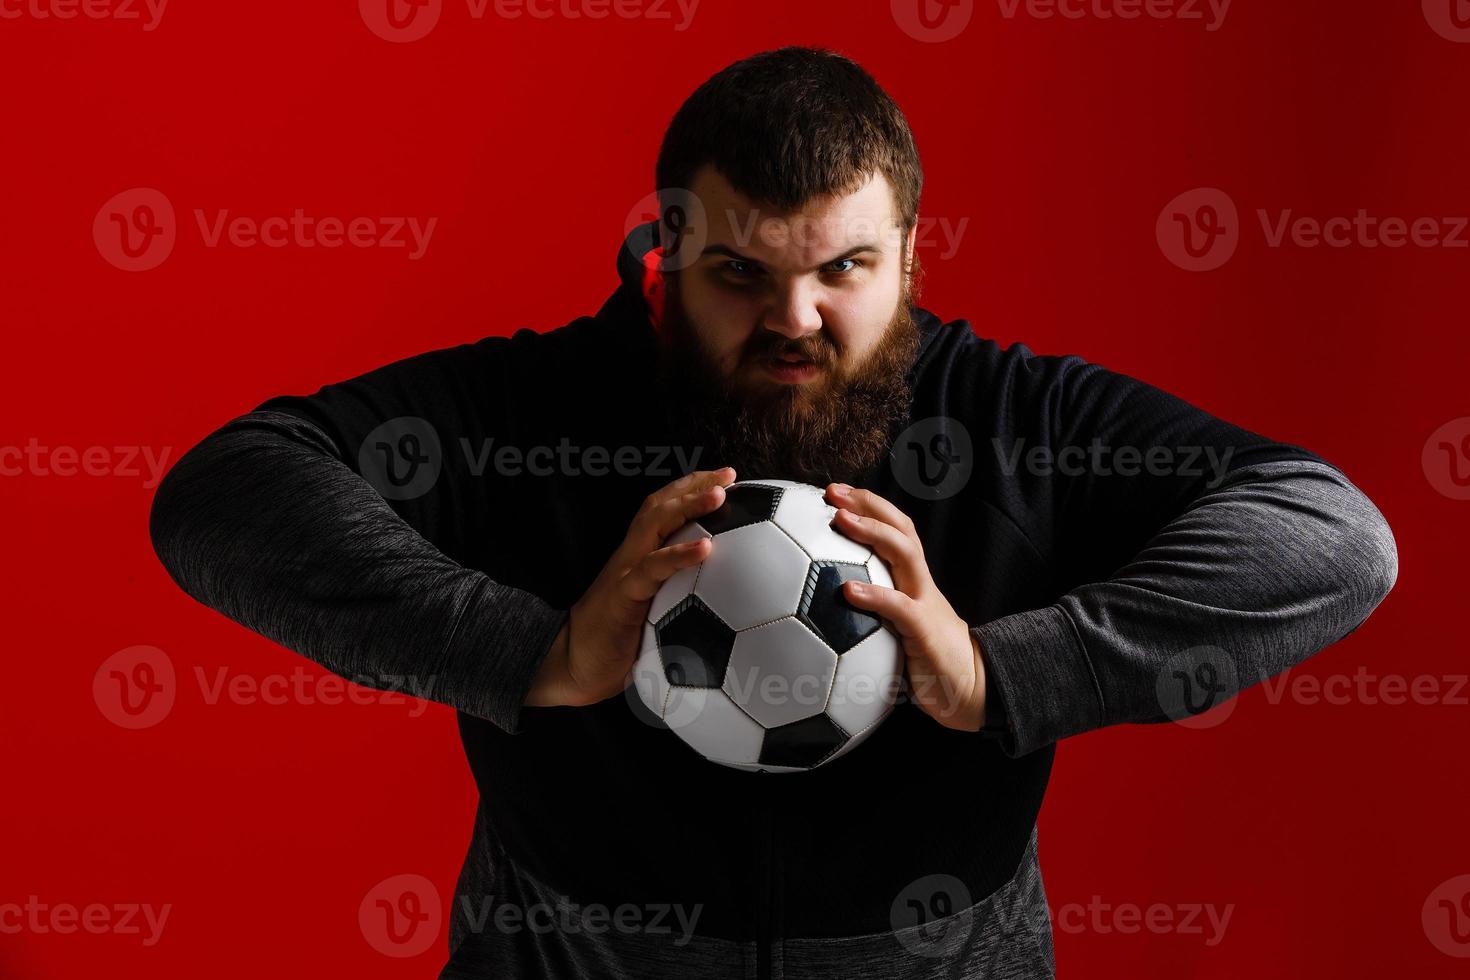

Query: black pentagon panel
[697,484,783,535]
[759,713,849,769]
[797,561,878,655]
[655,596,735,688]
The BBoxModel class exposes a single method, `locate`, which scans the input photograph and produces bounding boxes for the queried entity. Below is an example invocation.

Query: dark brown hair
[655,47,924,236]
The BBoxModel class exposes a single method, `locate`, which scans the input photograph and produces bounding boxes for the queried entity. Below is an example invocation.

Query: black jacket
[149,220,1397,978]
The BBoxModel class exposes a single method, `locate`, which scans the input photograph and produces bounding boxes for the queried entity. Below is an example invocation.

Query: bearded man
[150,46,1397,979]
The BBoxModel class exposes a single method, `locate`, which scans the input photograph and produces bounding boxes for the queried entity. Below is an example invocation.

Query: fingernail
[847,581,866,595]
[831,483,851,496]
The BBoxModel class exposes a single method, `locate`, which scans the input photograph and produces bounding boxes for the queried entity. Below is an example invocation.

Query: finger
[643,467,737,515]
[825,484,916,539]
[622,470,735,559]
[654,483,731,539]
[621,537,712,603]
[829,508,927,595]
[842,580,924,640]
[622,484,726,559]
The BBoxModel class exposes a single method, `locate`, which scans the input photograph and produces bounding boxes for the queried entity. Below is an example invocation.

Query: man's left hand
[825,483,987,732]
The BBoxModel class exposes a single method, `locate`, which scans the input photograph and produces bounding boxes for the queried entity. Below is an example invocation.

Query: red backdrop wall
[3,1,1466,976]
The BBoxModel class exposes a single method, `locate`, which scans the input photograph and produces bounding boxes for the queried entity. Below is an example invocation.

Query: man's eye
[720,258,859,280]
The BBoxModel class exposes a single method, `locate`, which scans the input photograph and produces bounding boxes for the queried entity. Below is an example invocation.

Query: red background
[3,1,1466,976]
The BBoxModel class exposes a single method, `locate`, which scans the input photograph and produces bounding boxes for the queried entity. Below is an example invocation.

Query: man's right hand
[524,467,737,708]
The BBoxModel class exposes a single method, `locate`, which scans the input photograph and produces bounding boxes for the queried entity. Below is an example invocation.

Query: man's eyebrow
[700,241,885,270]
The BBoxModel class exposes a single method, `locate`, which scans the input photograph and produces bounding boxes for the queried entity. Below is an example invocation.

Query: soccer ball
[632,479,904,772]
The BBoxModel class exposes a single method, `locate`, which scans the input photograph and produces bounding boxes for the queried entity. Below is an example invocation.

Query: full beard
[653,279,921,488]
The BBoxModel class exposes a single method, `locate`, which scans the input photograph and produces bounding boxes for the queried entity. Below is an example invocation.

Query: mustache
[746,334,836,366]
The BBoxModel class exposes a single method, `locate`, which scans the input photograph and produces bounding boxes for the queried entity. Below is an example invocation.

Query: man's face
[654,166,922,486]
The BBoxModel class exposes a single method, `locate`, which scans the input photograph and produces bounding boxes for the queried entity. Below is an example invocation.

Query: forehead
[689,165,903,267]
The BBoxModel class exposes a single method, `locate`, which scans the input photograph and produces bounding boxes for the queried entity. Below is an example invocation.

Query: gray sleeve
[973,458,1398,756]
[149,398,568,734]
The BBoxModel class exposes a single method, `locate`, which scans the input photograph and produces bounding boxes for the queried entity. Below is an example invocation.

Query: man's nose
[761,282,823,340]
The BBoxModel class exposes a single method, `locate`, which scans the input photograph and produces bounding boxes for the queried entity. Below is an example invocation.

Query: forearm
[974,459,1399,756]
[524,618,579,708]
[149,410,566,733]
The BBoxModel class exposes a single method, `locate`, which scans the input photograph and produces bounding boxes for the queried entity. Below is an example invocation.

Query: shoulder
[911,308,1098,410]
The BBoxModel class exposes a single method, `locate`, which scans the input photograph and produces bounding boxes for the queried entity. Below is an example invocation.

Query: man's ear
[641,245,667,329]
[904,222,917,278]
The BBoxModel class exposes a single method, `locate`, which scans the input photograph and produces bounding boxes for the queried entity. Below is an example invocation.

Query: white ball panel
[737,479,806,491]
[693,521,809,630]
[827,626,903,736]
[724,617,838,729]
[772,484,871,564]
[866,551,895,590]
[647,522,711,625]
[662,683,705,732]
[666,687,765,765]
